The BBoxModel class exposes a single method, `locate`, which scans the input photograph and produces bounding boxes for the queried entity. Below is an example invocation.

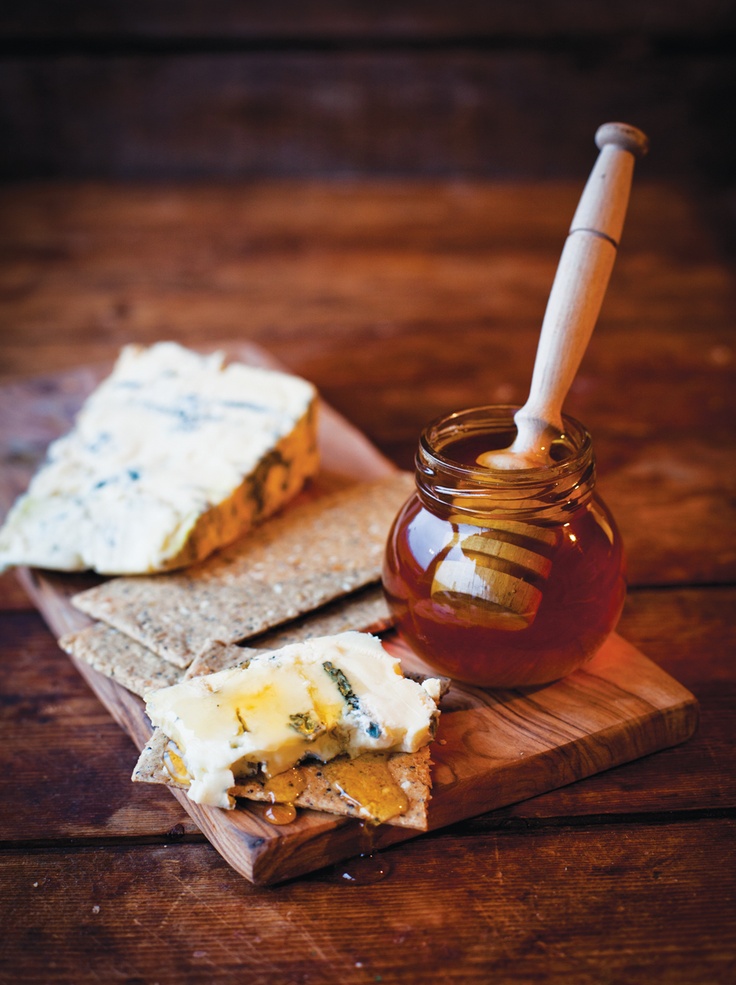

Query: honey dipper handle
[514,123,648,451]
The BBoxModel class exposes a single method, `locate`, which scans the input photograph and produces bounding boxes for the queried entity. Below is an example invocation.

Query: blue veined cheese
[144,631,443,809]
[0,343,319,574]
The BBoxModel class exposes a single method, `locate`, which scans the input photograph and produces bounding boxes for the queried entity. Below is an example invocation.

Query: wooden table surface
[0,178,734,984]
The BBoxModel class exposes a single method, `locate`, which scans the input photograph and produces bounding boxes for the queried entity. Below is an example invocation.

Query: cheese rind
[144,631,442,809]
[0,343,319,574]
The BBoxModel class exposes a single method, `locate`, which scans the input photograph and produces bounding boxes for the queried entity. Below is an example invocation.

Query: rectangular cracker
[233,747,432,829]
[60,584,394,698]
[59,622,182,695]
[72,472,412,668]
[185,584,393,678]
[133,728,432,830]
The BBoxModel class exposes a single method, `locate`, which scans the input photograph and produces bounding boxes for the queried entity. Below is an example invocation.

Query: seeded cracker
[185,585,393,676]
[72,472,414,668]
[60,622,182,695]
[134,729,433,829]
[233,747,433,829]
[60,584,394,698]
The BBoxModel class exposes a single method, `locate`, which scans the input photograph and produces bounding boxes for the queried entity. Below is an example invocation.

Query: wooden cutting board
[0,348,699,885]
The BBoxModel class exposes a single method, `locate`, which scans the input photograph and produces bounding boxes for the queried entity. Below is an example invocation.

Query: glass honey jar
[382,406,626,688]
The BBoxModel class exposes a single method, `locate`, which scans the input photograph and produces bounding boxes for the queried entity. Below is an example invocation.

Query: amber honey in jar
[381,406,626,688]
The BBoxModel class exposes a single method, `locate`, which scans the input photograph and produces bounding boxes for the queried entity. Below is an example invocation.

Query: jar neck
[415,406,597,523]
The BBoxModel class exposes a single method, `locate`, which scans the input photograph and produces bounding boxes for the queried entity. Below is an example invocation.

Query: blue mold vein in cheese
[145,631,442,809]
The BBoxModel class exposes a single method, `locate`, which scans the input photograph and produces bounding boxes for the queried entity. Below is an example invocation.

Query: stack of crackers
[61,472,441,829]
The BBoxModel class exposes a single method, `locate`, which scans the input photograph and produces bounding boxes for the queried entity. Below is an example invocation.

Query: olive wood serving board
[0,348,699,885]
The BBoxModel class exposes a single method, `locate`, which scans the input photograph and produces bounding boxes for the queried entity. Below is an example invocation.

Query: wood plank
[495,585,736,820]
[618,586,736,685]
[0,52,730,182]
[0,569,32,611]
[1,820,734,984]
[2,1,733,40]
[0,610,199,843]
[1,182,729,376]
[0,180,715,259]
[1,222,728,358]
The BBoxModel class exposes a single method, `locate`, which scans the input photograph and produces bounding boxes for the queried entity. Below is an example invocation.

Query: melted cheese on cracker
[145,632,442,809]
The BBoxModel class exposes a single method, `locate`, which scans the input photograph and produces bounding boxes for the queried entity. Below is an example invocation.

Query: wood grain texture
[0,4,732,188]
[1,587,730,847]
[0,568,31,610]
[0,611,198,844]
[1,180,733,590]
[14,569,704,886]
[0,178,733,979]
[0,51,729,183]
[1,821,734,985]
[0,353,698,884]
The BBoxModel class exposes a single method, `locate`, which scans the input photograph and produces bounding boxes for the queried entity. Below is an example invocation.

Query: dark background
[0,2,734,248]
[1,3,733,179]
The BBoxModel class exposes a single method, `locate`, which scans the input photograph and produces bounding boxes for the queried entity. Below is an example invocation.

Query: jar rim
[420,404,593,482]
[416,404,596,521]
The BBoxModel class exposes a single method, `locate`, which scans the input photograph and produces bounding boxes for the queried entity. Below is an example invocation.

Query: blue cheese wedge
[144,631,443,809]
[0,342,318,574]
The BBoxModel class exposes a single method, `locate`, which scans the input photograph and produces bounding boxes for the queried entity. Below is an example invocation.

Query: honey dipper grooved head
[595,122,649,158]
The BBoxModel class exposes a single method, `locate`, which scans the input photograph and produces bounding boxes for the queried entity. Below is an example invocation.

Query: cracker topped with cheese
[0,342,318,575]
[136,631,443,827]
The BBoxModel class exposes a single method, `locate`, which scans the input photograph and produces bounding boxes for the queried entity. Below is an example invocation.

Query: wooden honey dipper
[480,122,649,469]
[431,123,648,630]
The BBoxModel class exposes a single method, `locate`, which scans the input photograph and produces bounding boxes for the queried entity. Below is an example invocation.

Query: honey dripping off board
[0,347,698,885]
